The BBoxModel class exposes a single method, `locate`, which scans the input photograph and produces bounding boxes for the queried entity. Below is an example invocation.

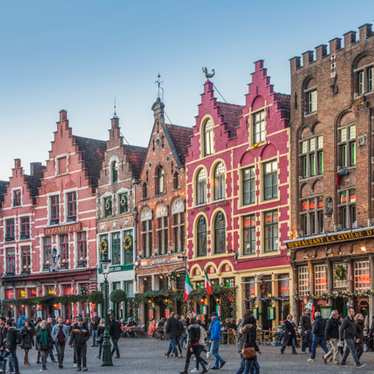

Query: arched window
[196,216,207,257]
[155,166,165,196]
[111,160,118,184]
[202,118,214,156]
[196,168,207,205]
[214,162,225,200]
[142,183,148,199]
[214,212,226,254]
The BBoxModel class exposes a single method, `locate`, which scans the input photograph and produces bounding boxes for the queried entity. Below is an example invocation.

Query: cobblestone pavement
[15,338,374,373]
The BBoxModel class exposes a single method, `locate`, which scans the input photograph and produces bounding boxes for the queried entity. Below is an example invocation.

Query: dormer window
[111,160,118,184]
[12,189,21,207]
[252,110,266,144]
[202,118,214,156]
[155,166,165,196]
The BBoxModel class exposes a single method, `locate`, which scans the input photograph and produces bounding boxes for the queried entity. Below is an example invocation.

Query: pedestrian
[299,309,312,353]
[20,319,34,367]
[46,317,57,363]
[90,316,99,347]
[179,317,208,374]
[69,317,90,372]
[176,315,185,358]
[308,311,328,362]
[36,320,53,371]
[0,317,8,373]
[191,318,209,373]
[236,311,260,374]
[208,313,226,370]
[355,313,365,361]
[323,310,340,365]
[51,317,69,369]
[4,319,20,374]
[96,319,105,359]
[109,315,121,359]
[339,306,366,368]
[165,313,179,358]
[280,314,297,354]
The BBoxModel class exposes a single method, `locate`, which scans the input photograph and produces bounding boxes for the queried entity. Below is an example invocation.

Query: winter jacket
[69,325,90,348]
[165,316,179,339]
[199,325,207,346]
[51,323,69,344]
[97,325,105,343]
[237,323,259,353]
[0,326,7,350]
[339,316,357,340]
[300,314,312,333]
[187,323,201,346]
[109,320,122,340]
[5,327,19,352]
[36,328,53,351]
[325,318,340,340]
[209,319,222,341]
[312,316,326,337]
[284,320,297,337]
[20,326,34,350]
[355,320,364,345]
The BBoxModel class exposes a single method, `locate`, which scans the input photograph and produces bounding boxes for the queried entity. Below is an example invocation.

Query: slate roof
[123,144,147,179]
[165,124,193,164]
[74,136,106,189]
[217,102,243,138]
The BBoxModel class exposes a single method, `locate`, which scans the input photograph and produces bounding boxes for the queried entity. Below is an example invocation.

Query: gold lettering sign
[44,222,82,236]
[286,228,374,250]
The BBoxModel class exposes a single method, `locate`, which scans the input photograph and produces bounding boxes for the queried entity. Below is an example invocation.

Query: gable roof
[74,136,106,189]
[165,124,193,164]
[123,144,147,179]
[216,102,243,138]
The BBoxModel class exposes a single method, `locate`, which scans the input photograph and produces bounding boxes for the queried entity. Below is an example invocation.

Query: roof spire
[155,73,164,101]
[113,96,118,118]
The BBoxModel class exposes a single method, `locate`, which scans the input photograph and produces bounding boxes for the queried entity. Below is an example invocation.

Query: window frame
[304,87,317,115]
[242,214,256,256]
[202,118,214,156]
[337,188,356,229]
[337,124,356,169]
[195,168,207,206]
[213,162,226,201]
[263,160,278,201]
[196,216,207,257]
[242,166,256,205]
[213,211,226,254]
[263,210,279,253]
[251,109,266,145]
[49,194,60,225]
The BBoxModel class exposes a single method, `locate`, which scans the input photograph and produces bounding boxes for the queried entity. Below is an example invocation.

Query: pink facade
[186,61,292,327]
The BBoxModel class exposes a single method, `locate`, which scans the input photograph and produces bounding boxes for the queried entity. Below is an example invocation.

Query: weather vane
[155,73,164,100]
[113,96,117,117]
[202,67,215,80]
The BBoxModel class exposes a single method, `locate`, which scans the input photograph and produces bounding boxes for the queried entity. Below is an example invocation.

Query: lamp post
[101,261,113,366]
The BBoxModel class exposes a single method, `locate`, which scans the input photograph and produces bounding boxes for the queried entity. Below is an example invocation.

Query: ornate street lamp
[100,239,113,367]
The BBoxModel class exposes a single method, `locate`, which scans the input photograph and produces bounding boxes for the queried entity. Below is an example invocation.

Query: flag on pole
[184,272,193,302]
[204,270,213,296]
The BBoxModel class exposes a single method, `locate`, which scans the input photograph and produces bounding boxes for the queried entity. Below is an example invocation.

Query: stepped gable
[74,135,106,189]
[165,123,193,164]
[123,144,147,179]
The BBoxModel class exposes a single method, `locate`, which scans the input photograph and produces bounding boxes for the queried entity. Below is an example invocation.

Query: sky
[0,0,374,179]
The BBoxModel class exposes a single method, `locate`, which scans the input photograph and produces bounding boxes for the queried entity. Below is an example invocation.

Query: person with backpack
[36,320,53,371]
[51,317,69,369]
[180,317,208,374]
[308,311,328,362]
[20,319,34,367]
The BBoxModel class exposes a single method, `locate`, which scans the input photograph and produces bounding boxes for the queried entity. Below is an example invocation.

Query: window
[111,232,121,265]
[57,156,67,175]
[118,192,129,214]
[111,160,118,184]
[300,196,324,236]
[103,196,112,217]
[338,188,356,229]
[123,231,133,265]
[77,232,87,268]
[172,213,184,252]
[264,210,278,252]
[157,216,168,255]
[252,110,266,144]
[20,246,31,274]
[202,118,214,156]
[263,160,278,200]
[66,191,77,222]
[19,217,30,240]
[333,263,348,289]
[196,216,207,257]
[243,214,256,255]
[124,280,134,298]
[43,236,52,271]
[338,125,356,168]
[49,195,60,225]
[173,172,179,190]
[59,234,69,269]
[155,166,165,196]
[12,189,21,207]
[298,265,309,297]
[196,168,207,205]
[314,264,327,296]
[141,219,152,258]
[213,162,225,200]
[5,218,15,241]
[299,136,324,178]
[354,260,370,291]
[305,88,317,114]
[142,183,148,199]
[242,167,256,205]
[355,65,374,96]
[5,248,15,275]
[213,212,226,254]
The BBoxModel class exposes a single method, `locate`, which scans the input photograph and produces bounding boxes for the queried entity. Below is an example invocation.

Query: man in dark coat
[109,315,122,359]
[165,313,179,358]
[5,320,20,374]
[69,317,90,372]
[0,317,8,373]
[281,314,297,354]
[308,311,328,362]
[300,309,312,353]
[323,310,340,364]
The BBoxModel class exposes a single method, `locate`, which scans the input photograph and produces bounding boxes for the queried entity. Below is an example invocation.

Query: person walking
[299,309,312,354]
[96,319,105,359]
[0,317,8,374]
[280,314,297,354]
[5,319,20,374]
[46,317,57,364]
[308,311,328,362]
[20,319,34,367]
[209,313,226,370]
[51,317,69,369]
[355,313,365,361]
[339,306,366,368]
[36,320,53,372]
[180,317,208,374]
[90,316,99,348]
[69,317,90,372]
[176,315,185,358]
[236,311,260,374]
[165,313,179,358]
[191,319,209,373]
[109,315,122,359]
[323,310,340,364]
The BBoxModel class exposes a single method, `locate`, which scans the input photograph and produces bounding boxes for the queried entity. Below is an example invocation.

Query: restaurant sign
[44,222,82,236]
[286,228,374,250]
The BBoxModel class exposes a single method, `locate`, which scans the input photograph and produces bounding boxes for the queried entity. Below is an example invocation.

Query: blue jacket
[51,324,69,343]
[209,319,221,341]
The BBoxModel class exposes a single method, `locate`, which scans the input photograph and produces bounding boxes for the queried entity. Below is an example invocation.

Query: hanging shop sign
[286,228,374,250]
[44,222,81,236]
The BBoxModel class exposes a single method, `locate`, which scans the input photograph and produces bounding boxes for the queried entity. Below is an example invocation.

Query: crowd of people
[0,313,124,373]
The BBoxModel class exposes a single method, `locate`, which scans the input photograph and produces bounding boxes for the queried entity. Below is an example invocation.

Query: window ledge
[261,197,280,204]
[248,141,266,151]
[299,174,323,182]
[303,112,317,118]
[192,253,231,261]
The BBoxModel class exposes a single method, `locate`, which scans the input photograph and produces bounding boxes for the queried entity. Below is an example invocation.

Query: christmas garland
[294,289,374,301]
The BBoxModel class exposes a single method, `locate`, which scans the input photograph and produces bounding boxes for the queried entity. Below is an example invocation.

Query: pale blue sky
[0,0,373,179]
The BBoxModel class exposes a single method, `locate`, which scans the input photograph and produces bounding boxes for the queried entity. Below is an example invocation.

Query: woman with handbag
[236,312,260,374]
